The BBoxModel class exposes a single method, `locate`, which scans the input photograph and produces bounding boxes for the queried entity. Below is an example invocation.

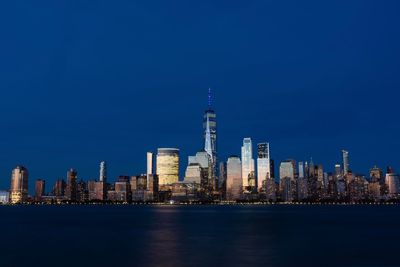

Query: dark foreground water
[0,205,399,267]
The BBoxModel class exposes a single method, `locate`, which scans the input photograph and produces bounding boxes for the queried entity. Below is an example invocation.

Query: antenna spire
[208,87,212,107]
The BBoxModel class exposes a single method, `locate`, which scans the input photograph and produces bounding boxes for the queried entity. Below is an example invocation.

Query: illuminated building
[114,179,131,202]
[297,162,308,200]
[385,167,400,196]
[279,160,296,202]
[0,191,10,204]
[35,179,45,202]
[88,180,106,201]
[185,163,202,184]
[370,166,383,183]
[99,161,107,183]
[226,156,242,201]
[52,179,66,197]
[342,150,350,176]
[204,88,218,189]
[65,168,78,201]
[241,138,255,190]
[257,142,271,192]
[147,174,159,201]
[156,148,180,185]
[76,179,88,202]
[184,151,210,192]
[10,166,29,204]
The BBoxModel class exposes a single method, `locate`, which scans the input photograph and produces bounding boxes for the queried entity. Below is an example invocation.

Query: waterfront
[0,205,399,267]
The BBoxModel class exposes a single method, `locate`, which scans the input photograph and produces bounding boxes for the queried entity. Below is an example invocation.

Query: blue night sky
[0,1,400,192]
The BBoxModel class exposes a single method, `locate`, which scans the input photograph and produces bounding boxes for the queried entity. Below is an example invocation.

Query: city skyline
[1,1,400,191]
[2,88,400,203]
[1,88,399,195]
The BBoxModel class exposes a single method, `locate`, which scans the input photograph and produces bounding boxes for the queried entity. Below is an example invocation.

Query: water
[0,205,399,267]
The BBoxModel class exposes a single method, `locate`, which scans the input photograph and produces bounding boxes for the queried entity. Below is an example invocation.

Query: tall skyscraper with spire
[203,88,218,190]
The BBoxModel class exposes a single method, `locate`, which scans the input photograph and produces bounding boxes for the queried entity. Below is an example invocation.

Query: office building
[279,160,296,202]
[0,191,10,204]
[385,168,400,196]
[156,148,180,186]
[99,161,107,183]
[10,166,29,204]
[257,142,271,191]
[241,138,255,189]
[204,88,218,189]
[226,156,242,201]
[35,179,45,202]
[342,150,350,176]
[65,169,78,202]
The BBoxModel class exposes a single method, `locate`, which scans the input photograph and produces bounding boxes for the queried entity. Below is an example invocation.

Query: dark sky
[1,1,400,192]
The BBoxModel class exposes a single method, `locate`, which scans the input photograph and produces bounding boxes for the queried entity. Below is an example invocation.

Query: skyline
[2,88,399,198]
[1,1,400,190]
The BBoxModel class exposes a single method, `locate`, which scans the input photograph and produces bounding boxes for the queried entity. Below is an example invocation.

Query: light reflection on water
[0,205,399,267]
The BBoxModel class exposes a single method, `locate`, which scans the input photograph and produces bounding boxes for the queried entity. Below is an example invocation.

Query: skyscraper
[204,88,217,189]
[184,151,210,187]
[226,156,242,201]
[297,162,308,200]
[279,160,296,202]
[35,179,45,202]
[257,142,271,191]
[65,168,78,202]
[156,148,180,186]
[342,150,350,176]
[10,166,29,204]
[146,152,158,201]
[99,161,107,183]
[241,138,255,189]
[386,167,400,196]
[52,179,66,197]
[147,152,154,176]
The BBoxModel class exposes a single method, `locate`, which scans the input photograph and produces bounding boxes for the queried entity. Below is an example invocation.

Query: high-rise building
[147,152,154,176]
[257,142,271,191]
[297,162,308,200]
[0,191,10,204]
[185,151,211,191]
[156,148,180,186]
[204,88,217,189]
[370,166,383,183]
[219,162,227,198]
[65,168,78,202]
[52,179,66,197]
[342,150,350,176]
[88,180,106,201]
[385,167,399,196]
[184,163,202,184]
[99,161,107,183]
[226,156,242,201]
[10,166,29,204]
[146,152,159,200]
[35,179,45,202]
[279,160,296,202]
[76,179,88,202]
[241,138,255,189]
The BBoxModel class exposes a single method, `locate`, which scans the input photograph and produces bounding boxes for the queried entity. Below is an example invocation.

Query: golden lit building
[156,148,179,186]
[10,166,29,204]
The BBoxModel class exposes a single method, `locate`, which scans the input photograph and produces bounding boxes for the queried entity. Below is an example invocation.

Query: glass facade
[241,138,255,188]
[156,148,180,186]
[226,156,242,200]
[257,142,270,191]
[10,166,29,204]
[342,150,350,175]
